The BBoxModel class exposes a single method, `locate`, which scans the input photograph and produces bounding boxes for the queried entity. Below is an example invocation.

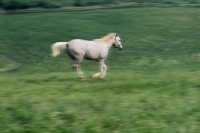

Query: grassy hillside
[1,7,200,133]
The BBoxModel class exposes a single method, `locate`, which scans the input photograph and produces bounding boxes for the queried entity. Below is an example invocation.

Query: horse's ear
[115,33,119,37]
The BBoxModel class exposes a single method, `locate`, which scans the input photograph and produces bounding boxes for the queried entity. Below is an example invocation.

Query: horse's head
[113,33,123,50]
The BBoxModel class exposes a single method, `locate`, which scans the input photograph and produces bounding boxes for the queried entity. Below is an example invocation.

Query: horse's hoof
[99,76,104,79]
[79,77,84,81]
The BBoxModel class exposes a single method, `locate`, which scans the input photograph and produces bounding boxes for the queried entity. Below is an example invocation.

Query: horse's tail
[51,42,68,57]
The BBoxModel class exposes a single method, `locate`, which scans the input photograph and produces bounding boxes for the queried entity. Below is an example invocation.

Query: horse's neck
[106,43,113,49]
[95,40,113,48]
[105,41,113,49]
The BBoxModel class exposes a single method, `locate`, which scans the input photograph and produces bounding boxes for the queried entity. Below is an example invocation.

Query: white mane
[94,33,116,44]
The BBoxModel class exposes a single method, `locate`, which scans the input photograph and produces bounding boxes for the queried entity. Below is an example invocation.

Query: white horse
[52,33,122,79]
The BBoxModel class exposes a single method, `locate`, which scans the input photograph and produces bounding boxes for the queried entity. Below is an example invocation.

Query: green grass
[0,54,19,71]
[1,7,200,133]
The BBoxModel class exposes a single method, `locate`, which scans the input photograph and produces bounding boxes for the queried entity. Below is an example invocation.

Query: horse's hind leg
[72,60,84,80]
[73,64,83,80]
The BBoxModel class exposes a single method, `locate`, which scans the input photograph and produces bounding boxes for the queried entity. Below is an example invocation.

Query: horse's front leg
[100,63,107,79]
[90,60,106,79]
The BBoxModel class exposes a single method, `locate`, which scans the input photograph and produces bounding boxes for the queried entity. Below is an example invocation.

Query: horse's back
[67,39,105,60]
[68,39,100,49]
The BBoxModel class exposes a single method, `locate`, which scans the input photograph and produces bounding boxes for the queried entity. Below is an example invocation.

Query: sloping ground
[0,7,200,133]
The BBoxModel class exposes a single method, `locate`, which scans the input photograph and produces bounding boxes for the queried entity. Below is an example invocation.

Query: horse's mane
[94,33,116,44]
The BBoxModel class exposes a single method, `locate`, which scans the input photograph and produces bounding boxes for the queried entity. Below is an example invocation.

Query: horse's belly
[84,51,99,60]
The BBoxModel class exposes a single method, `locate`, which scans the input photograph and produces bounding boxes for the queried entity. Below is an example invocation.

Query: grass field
[0,7,200,133]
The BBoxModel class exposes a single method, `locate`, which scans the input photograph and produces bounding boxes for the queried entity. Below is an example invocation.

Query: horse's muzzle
[118,47,123,50]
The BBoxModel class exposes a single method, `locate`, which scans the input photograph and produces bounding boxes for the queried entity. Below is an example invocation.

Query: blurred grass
[0,54,19,71]
[0,7,200,133]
